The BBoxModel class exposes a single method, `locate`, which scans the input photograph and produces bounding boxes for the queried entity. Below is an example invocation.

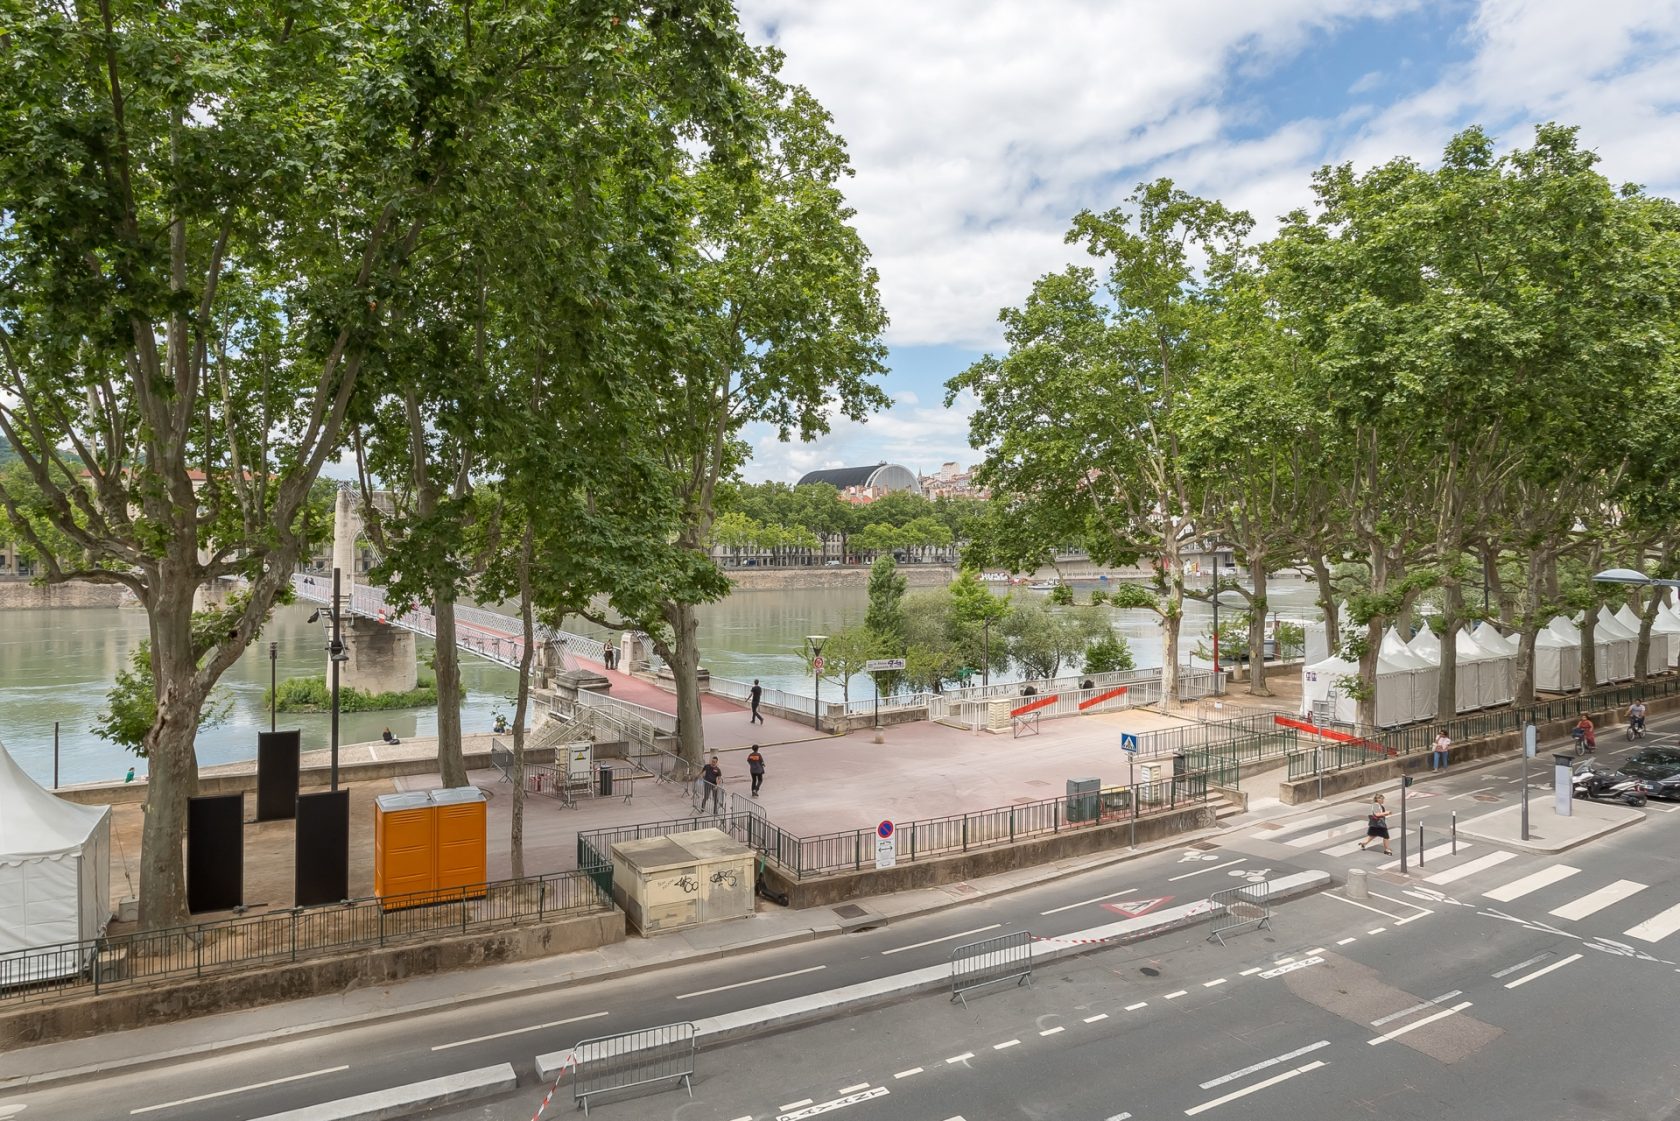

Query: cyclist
[1628,700,1648,738]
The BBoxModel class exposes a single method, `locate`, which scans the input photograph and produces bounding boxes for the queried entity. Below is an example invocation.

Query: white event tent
[1408,627,1483,713]
[1533,623,1582,693]
[0,738,112,986]
[1549,615,1613,686]
[1593,607,1638,682]
[1380,627,1439,725]
[1656,607,1680,669]
[1613,603,1672,674]
[1461,625,1516,707]
[1300,652,1359,726]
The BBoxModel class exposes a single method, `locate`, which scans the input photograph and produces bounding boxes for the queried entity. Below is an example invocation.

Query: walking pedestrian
[1431,728,1450,771]
[747,745,765,797]
[749,678,764,724]
[700,755,723,814]
[1358,793,1392,855]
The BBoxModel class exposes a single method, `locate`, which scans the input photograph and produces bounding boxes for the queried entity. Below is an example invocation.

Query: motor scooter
[1572,761,1648,807]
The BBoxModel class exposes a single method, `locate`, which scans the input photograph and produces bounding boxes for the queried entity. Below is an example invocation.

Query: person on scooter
[1574,715,1597,754]
[1628,700,1648,738]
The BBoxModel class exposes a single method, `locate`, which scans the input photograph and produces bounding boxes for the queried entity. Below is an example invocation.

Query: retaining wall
[0,578,132,608]
[0,909,624,1049]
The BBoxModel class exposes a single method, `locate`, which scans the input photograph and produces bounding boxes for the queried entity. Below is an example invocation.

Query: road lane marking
[880,924,1003,955]
[1371,990,1463,1027]
[1040,1026,1065,1036]
[946,1052,975,1064]
[1040,888,1138,915]
[1425,850,1518,885]
[1238,967,1262,975]
[838,1083,870,1094]
[130,1067,351,1115]
[1483,865,1580,902]
[1376,840,1470,870]
[894,1067,923,1079]
[1165,989,1188,999]
[1203,978,1226,987]
[1368,1001,1472,1044]
[1504,953,1583,988]
[1336,937,1357,945]
[1259,957,1323,978]
[1552,879,1646,920]
[1626,901,1680,943]
[994,1039,1021,1050]
[778,1087,889,1119]
[1318,838,1367,856]
[1125,1001,1148,1010]
[1285,826,1356,848]
[1169,858,1246,881]
[781,1100,814,1111]
[677,965,826,1000]
[432,1010,608,1051]
[1492,953,1552,979]
[1368,928,1387,935]
[1184,1060,1327,1115]
[1304,947,1326,955]
[1084,1013,1109,1023]
[1199,1040,1331,1089]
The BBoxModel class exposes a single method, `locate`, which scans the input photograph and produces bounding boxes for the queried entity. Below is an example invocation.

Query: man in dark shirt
[699,755,723,813]
[749,679,764,724]
[747,745,765,797]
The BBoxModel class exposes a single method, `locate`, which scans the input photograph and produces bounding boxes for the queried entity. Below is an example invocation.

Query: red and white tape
[529,1052,577,1121]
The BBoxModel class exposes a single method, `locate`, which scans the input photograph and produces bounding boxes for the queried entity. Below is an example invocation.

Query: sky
[733,0,1680,484]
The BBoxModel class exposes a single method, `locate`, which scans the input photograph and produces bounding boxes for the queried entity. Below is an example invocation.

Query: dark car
[1617,746,1680,799]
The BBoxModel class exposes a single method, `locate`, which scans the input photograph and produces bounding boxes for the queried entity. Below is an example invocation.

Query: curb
[248,1063,515,1121]
[533,870,1331,1080]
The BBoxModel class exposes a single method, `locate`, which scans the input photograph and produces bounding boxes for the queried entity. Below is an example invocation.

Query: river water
[2,579,1323,787]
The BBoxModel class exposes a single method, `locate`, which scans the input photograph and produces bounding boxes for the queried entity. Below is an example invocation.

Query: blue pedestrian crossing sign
[1121,733,1140,755]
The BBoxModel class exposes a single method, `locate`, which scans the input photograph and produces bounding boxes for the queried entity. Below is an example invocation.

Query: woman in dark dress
[1358,793,1392,855]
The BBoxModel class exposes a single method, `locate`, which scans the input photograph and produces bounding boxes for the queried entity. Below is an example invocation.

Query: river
[1,579,1324,787]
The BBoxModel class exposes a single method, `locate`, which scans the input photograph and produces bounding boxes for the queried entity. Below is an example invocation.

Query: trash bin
[1066,777,1100,823]
[597,765,613,797]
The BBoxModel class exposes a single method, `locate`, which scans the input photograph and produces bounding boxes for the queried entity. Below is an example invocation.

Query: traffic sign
[866,658,907,672]
[1104,895,1172,918]
[875,819,896,869]
[1121,732,1140,755]
[812,655,825,673]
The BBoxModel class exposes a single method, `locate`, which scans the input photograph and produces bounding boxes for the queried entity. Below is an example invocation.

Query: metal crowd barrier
[570,1022,696,1114]
[950,930,1034,1008]
[1207,879,1274,946]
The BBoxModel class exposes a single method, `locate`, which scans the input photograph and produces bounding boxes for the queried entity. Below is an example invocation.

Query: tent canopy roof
[0,737,107,860]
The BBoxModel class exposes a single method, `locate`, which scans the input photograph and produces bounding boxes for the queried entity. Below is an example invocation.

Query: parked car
[1616,746,1680,799]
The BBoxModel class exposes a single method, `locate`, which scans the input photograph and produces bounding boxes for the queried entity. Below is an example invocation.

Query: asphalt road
[11,710,1680,1121]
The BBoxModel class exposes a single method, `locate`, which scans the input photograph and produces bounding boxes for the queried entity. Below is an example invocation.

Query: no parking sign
[875,819,896,869]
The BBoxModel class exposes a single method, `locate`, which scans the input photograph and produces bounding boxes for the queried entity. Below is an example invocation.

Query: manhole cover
[832,904,868,919]
[1193,841,1221,850]
[1139,966,1161,977]
[1473,794,1501,803]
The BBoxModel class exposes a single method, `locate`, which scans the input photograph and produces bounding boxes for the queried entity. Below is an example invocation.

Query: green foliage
[1081,631,1136,675]
[1274,622,1306,659]
[1002,600,1111,680]
[803,626,880,702]
[865,556,908,646]
[93,643,232,758]
[268,676,448,714]
[1047,584,1074,606]
[1104,582,1164,612]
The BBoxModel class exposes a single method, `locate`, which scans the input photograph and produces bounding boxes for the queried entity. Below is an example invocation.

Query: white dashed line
[1165,990,1188,999]
[1304,947,1325,955]
[880,924,1002,956]
[1492,953,1552,979]
[838,1083,870,1094]
[894,1067,923,1079]
[678,965,827,1000]
[1368,1001,1473,1044]
[1504,953,1583,988]
[1040,888,1139,916]
[1239,967,1263,976]
[1336,937,1357,945]
[1040,1027,1065,1036]
[994,1039,1020,1050]
[1125,1001,1148,1010]
[1169,858,1247,881]
[1184,1060,1327,1115]
[1084,1013,1109,1023]
[1200,1040,1331,1089]
[780,1099,814,1111]
[1367,927,1387,934]
[946,1052,975,1065]
[1203,978,1226,988]
[1371,990,1463,1026]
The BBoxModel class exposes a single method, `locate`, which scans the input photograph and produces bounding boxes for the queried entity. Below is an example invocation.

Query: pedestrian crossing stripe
[1482,865,1580,901]
[1549,879,1646,921]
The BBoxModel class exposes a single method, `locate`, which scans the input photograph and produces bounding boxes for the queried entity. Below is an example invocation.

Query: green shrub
[267,674,451,713]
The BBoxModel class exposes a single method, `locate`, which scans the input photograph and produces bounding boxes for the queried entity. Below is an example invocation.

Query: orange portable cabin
[373,787,487,909]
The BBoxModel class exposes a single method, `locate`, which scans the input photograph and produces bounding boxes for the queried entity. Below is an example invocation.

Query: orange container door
[376,806,437,901]
[434,801,487,897]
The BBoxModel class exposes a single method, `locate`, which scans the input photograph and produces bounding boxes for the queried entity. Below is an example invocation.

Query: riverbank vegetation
[266,675,445,715]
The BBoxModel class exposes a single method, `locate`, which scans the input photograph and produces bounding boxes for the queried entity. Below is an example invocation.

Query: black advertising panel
[187,793,244,913]
[295,789,350,906]
[256,730,301,821]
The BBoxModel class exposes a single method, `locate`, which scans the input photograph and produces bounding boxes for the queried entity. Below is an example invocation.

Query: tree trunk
[1512,547,1549,703]
[660,600,707,765]
[1637,590,1660,683]
[137,576,204,930]
[1437,580,1461,720]
[1581,609,1600,688]
[509,529,535,881]
[1158,543,1184,707]
[432,583,467,788]
[1246,564,1270,696]
[1310,555,1339,652]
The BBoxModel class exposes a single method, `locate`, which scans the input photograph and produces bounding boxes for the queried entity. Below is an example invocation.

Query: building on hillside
[919,462,989,500]
[797,463,922,506]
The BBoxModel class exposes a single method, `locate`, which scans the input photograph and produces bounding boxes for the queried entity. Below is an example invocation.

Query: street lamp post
[1211,551,1220,677]
[309,568,350,791]
[268,641,278,731]
[807,634,827,733]
[982,616,991,688]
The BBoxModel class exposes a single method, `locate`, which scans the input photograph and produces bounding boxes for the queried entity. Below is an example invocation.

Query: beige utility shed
[610,828,755,936]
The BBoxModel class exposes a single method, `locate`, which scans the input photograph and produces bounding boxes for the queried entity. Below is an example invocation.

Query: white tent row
[1591,608,1637,682]
[1407,626,1515,712]
[1549,615,1621,686]
[1534,621,1583,693]
[1298,626,1441,729]
[1,737,112,986]
[1613,603,1674,674]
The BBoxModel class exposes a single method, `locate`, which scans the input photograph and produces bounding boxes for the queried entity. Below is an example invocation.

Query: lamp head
[1594,568,1652,585]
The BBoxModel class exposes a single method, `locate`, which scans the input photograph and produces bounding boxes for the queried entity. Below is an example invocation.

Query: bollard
[1451,811,1457,855]
[1347,868,1369,900]
[1418,823,1425,867]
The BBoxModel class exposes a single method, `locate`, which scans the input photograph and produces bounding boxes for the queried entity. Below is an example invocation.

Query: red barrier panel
[1010,694,1058,718]
[1077,686,1128,711]
[1273,715,1393,756]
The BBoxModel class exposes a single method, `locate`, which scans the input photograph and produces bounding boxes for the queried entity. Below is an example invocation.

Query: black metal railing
[0,866,613,1006]
[1285,676,1680,780]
